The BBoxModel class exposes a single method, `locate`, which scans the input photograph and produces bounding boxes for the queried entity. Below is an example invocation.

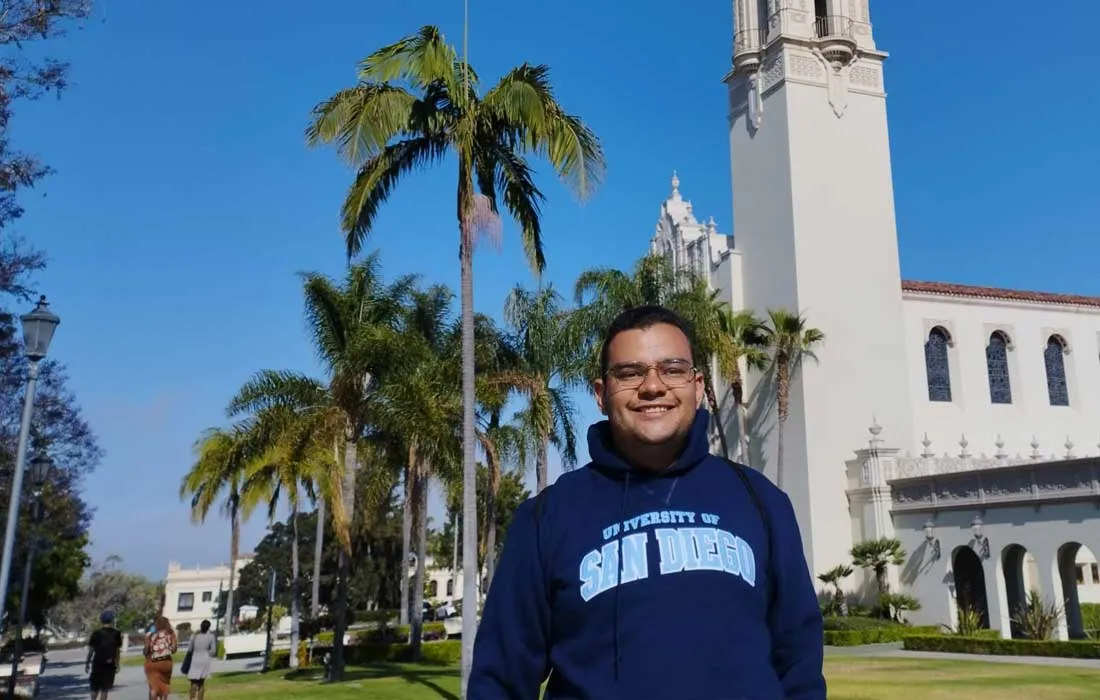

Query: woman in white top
[186,619,217,700]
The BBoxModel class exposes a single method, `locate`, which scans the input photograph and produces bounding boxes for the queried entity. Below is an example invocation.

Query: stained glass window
[924,327,952,402]
[986,332,1012,404]
[1044,336,1069,406]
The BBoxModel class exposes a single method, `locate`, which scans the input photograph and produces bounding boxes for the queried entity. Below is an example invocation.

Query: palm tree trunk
[537,435,549,494]
[410,465,428,661]
[459,215,479,698]
[311,498,324,620]
[484,452,500,590]
[289,506,301,669]
[703,378,730,459]
[331,432,358,681]
[730,375,751,466]
[224,500,239,639]
[400,462,412,626]
[775,359,789,489]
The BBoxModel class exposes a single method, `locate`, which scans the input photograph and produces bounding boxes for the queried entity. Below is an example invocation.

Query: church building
[650,0,1100,639]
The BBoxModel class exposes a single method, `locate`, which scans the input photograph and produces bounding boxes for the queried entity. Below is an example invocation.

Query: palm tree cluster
[178,22,826,696]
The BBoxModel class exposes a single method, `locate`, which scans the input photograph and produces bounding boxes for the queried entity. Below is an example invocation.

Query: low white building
[162,555,253,632]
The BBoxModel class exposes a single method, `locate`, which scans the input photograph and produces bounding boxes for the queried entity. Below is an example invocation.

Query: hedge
[824,625,940,646]
[903,635,1100,659]
[265,640,461,670]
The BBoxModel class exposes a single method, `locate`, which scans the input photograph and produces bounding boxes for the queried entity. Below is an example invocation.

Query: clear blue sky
[12,1,1100,579]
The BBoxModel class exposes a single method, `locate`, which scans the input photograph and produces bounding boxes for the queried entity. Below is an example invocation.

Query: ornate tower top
[732,0,877,78]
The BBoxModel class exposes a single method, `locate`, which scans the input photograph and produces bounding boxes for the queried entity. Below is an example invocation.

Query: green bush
[903,634,1100,658]
[1081,603,1100,639]
[823,625,939,646]
[302,639,461,666]
[822,616,899,631]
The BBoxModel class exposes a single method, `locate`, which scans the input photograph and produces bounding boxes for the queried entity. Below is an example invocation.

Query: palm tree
[468,314,531,589]
[503,285,579,493]
[179,427,251,637]
[850,537,906,598]
[227,253,414,680]
[817,563,853,616]
[760,309,824,488]
[372,284,462,659]
[713,308,768,464]
[237,406,335,669]
[305,26,605,686]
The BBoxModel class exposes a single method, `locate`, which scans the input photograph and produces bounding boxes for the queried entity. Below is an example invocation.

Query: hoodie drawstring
[613,471,629,682]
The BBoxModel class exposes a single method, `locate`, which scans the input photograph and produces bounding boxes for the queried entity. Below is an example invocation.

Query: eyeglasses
[606,359,698,388]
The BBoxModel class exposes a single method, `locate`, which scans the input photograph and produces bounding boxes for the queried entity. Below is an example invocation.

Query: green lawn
[165,657,1100,699]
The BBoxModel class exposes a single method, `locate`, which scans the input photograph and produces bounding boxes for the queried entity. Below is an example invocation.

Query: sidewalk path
[40,649,262,700]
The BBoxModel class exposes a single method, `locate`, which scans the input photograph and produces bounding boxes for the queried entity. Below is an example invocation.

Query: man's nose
[637,367,668,397]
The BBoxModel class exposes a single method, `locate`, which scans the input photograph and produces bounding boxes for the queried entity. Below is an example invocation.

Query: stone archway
[1055,542,1097,640]
[1001,543,1040,639]
[952,546,989,629]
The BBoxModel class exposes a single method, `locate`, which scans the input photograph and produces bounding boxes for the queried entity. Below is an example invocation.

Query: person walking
[185,619,217,700]
[85,610,123,700]
[143,616,177,700]
[469,305,826,699]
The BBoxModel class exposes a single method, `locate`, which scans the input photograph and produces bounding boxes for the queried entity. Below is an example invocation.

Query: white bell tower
[725,0,914,576]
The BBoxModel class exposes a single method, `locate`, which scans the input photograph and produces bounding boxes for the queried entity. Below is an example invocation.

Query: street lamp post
[0,296,59,616]
[5,453,52,700]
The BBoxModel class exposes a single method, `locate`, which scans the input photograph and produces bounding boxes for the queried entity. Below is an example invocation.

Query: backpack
[532,458,777,603]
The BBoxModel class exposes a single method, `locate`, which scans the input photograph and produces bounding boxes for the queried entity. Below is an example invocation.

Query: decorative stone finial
[920,432,933,459]
[1064,436,1075,459]
[671,170,680,198]
[994,434,1007,460]
[958,434,970,459]
[1030,435,1041,460]
[869,417,882,437]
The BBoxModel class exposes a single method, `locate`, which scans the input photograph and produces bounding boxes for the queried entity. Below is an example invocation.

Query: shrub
[1012,590,1062,641]
[1080,603,1100,640]
[904,634,1100,658]
[823,616,898,631]
[823,625,939,646]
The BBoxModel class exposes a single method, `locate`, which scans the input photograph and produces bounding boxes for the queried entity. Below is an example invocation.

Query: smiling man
[469,305,826,699]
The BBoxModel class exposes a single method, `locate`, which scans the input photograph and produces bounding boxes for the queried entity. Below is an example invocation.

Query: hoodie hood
[586,407,713,476]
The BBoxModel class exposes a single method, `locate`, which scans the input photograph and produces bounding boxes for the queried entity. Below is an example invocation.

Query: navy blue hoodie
[469,409,826,699]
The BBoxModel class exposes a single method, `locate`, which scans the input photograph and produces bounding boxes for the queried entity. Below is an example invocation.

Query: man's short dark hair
[599,305,694,376]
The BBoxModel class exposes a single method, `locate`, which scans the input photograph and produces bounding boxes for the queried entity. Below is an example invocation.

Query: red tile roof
[901,280,1100,309]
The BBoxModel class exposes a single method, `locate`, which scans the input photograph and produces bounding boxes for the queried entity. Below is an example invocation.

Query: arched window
[446,579,454,597]
[986,331,1012,404]
[924,326,952,402]
[1044,335,1069,406]
[427,579,438,598]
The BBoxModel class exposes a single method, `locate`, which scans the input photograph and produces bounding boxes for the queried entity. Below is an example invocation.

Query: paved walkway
[825,641,1100,669]
[39,649,262,700]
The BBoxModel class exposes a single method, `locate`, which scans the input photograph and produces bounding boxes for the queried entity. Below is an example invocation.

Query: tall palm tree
[760,309,824,488]
[305,26,605,687]
[179,427,251,637]
[227,253,414,680]
[503,285,579,493]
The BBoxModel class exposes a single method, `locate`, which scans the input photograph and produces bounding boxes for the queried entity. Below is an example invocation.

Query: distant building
[162,555,253,632]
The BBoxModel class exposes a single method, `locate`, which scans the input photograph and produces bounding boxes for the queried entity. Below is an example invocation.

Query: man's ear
[694,372,705,409]
[593,379,607,414]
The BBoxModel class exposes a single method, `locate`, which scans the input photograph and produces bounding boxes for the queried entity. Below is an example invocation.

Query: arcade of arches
[948,540,1098,640]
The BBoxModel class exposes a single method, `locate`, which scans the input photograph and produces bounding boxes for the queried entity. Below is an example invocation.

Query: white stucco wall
[903,292,1100,462]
